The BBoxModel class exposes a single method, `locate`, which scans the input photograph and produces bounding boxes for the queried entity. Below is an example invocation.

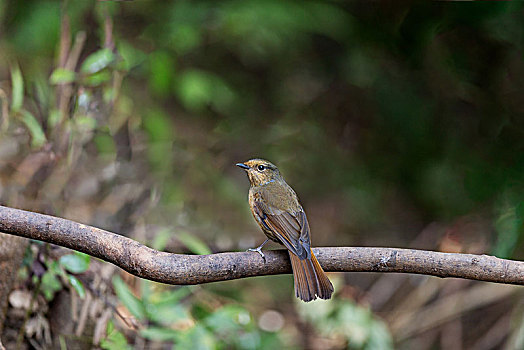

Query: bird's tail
[289,250,334,302]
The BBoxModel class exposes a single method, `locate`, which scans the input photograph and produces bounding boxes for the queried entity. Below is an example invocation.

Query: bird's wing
[253,199,311,260]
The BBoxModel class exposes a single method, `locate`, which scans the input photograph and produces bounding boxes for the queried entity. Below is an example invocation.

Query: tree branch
[0,205,522,285]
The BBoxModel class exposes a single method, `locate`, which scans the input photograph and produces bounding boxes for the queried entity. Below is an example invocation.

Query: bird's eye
[257,165,266,171]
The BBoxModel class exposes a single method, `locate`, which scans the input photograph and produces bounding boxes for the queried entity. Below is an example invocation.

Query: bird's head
[236,159,282,186]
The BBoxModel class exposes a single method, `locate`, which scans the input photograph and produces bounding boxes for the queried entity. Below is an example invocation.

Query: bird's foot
[247,246,266,263]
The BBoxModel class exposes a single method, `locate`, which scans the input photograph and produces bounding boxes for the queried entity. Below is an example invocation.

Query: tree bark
[0,205,522,286]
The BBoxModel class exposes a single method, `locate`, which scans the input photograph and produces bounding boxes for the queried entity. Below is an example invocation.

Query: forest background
[0,1,523,349]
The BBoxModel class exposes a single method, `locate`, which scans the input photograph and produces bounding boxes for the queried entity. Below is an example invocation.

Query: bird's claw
[247,247,266,262]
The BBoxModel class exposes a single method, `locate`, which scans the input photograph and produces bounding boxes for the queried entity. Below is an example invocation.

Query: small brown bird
[237,159,334,302]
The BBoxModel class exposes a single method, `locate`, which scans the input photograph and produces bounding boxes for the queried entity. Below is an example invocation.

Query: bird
[236,158,334,302]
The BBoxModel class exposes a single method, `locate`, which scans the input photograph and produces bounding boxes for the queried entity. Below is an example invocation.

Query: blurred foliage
[19,244,89,302]
[113,276,284,349]
[1,0,523,349]
[298,299,393,350]
[100,321,129,350]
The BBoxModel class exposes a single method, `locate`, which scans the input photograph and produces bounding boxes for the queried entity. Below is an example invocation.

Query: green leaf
[113,276,146,320]
[10,2,61,55]
[101,321,130,350]
[148,51,175,97]
[74,115,97,132]
[94,133,116,155]
[41,270,62,300]
[175,70,235,114]
[50,68,76,84]
[140,327,178,341]
[59,252,90,273]
[143,109,174,142]
[177,231,211,255]
[67,274,86,299]
[82,70,112,86]
[21,110,46,148]
[10,65,24,112]
[47,109,60,128]
[117,41,146,71]
[81,48,115,74]
[46,259,62,274]
[170,24,202,55]
[175,70,213,112]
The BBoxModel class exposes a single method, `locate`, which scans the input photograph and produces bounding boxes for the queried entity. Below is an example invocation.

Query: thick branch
[0,205,522,285]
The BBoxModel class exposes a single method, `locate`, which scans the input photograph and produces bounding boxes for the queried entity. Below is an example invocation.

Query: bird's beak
[236,163,250,170]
